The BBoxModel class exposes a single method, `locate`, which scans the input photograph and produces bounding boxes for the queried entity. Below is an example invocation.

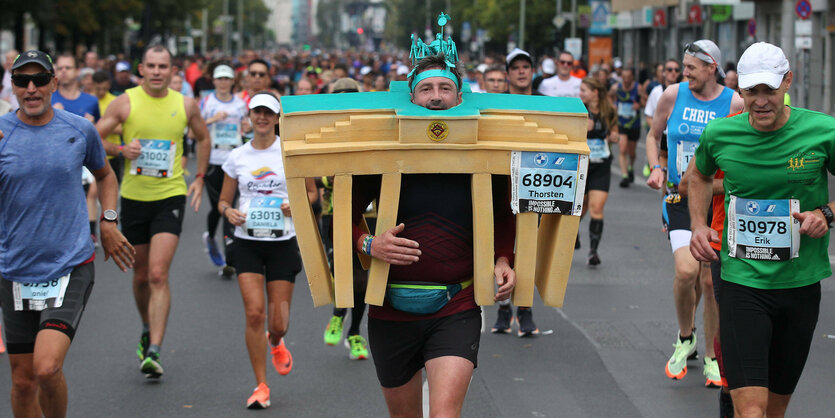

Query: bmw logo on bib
[534,153,548,166]
[746,201,759,214]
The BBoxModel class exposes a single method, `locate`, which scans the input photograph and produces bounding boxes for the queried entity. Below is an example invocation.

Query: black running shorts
[619,123,641,142]
[121,195,186,245]
[719,280,820,394]
[368,308,481,388]
[0,262,95,354]
[586,158,612,193]
[231,236,302,283]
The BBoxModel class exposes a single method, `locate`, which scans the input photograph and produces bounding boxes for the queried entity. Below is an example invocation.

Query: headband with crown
[408,13,460,92]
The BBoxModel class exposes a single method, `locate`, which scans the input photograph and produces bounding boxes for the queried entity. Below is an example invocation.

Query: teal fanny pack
[386,279,474,315]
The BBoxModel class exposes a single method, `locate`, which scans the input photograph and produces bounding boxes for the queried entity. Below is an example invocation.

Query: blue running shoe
[203,232,225,267]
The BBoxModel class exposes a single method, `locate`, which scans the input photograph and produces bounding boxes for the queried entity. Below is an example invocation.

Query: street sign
[553,15,566,29]
[653,9,667,27]
[565,38,583,61]
[795,0,811,20]
[747,18,757,36]
[590,1,613,35]
[795,36,812,49]
[688,5,703,25]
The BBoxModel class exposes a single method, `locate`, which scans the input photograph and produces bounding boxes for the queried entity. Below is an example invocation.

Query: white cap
[396,64,410,76]
[686,40,725,78]
[360,66,371,76]
[506,48,533,68]
[248,93,281,114]
[737,42,790,90]
[542,58,556,75]
[213,64,235,79]
[613,58,623,69]
[115,61,131,72]
[476,63,488,74]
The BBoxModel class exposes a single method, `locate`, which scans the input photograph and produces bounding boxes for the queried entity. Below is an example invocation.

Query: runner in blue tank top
[608,68,641,187]
[644,40,744,396]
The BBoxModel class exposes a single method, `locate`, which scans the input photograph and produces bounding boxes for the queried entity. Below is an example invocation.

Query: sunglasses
[684,42,717,66]
[665,67,680,72]
[12,73,53,88]
[249,71,268,78]
[558,60,573,65]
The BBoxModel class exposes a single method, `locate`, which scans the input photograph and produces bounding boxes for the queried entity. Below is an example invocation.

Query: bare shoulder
[105,93,131,121]
[183,96,200,118]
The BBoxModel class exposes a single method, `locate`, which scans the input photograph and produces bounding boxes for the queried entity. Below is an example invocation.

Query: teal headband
[410,69,460,92]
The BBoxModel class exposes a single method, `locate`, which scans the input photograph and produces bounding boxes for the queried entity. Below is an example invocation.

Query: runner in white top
[201,64,248,275]
[218,92,317,410]
[537,51,582,98]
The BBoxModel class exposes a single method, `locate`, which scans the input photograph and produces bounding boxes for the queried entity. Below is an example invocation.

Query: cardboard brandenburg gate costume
[280,14,590,309]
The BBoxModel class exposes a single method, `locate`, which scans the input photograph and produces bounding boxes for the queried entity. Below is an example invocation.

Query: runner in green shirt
[689,42,835,417]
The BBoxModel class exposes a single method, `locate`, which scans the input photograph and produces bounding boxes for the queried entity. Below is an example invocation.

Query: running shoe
[91,234,99,248]
[619,176,630,188]
[220,265,235,279]
[246,383,271,409]
[575,234,581,249]
[642,163,651,178]
[627,167,635,183]
[0,323,6,354]
[203,232,225,267]
[136,332,150,361]
[704,357,722,387]
[719,389,734,418]
[516,307,540,337]
[587,249,601,266]
[269,335,293,375]
[140,351,164,379]
[491,306,512,334]
[324,315,344,346]
[665,333,697,380]
[345,335,369,360]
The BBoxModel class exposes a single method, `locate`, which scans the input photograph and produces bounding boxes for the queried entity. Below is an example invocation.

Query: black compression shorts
[719,280,820,394]
[0,262,95,354]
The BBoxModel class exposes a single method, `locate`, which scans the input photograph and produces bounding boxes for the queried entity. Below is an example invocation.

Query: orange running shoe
[246,383,270,409]
[268,333,293,376]
[0,323,6,354]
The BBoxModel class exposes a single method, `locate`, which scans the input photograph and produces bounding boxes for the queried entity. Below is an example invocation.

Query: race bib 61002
[132,139,176,178]
[511,151,588,216]
[727,196,800,261]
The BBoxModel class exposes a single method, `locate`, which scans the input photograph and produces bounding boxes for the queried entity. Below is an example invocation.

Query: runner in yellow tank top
[96,45,210,379]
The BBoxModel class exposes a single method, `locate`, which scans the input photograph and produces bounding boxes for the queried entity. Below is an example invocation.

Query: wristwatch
[817,204,834,227]
[101,209,119,224]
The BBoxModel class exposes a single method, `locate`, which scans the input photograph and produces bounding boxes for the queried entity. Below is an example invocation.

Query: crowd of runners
[0,29,833,418]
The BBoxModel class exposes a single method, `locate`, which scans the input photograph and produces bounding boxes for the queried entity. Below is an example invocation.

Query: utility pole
[201,7,208,54]
[223,0,230,54]
[237,0,244,55]
[519,0,526,50]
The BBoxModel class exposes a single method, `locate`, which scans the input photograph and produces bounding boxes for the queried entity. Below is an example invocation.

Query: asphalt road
[0,153,833,417]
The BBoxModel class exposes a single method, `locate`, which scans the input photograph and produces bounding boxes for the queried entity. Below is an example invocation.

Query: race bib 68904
[511,151,588,216]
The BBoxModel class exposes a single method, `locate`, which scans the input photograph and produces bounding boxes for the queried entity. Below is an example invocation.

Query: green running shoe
[665,332,697,380]
[136,332,149,361]
[141,351,164,379]
[642,163,651,178]
[703,357,721,387]
[345,335,368,360]
[324,315,344,346]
